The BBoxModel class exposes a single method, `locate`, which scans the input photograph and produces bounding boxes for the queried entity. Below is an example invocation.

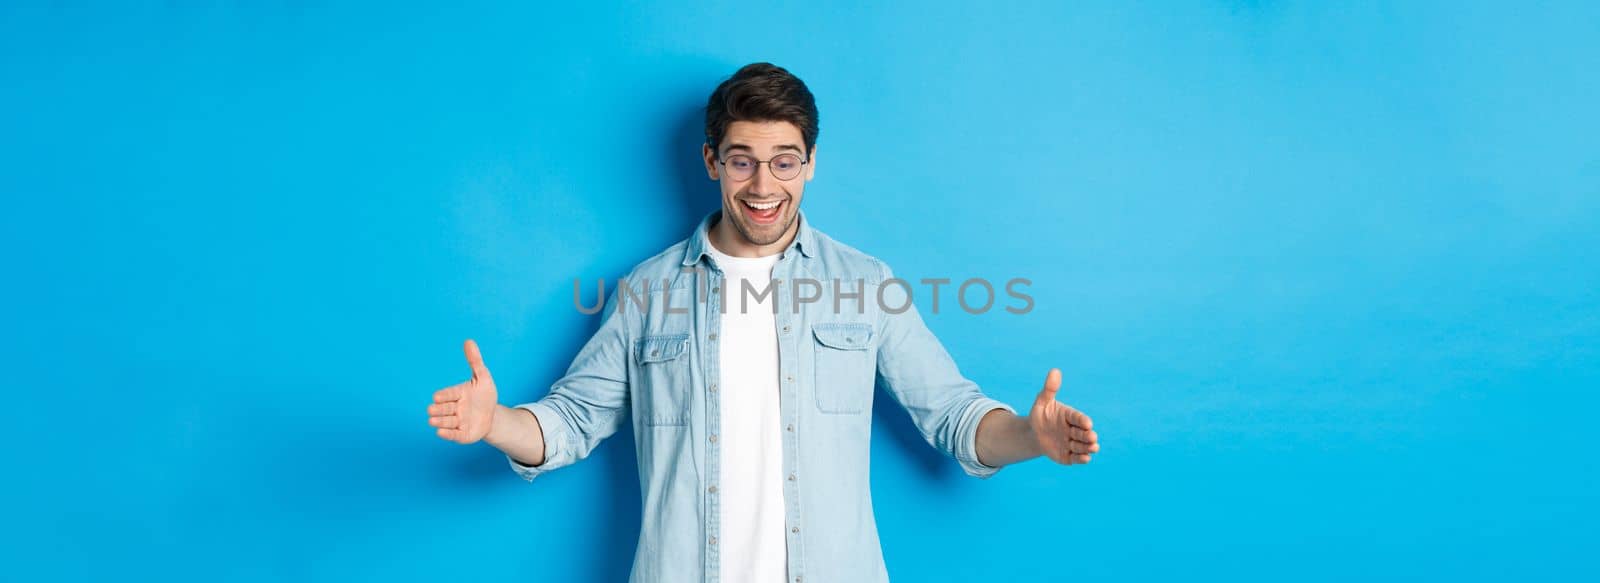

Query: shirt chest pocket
[636,333,691,426]
[812,323,875,414]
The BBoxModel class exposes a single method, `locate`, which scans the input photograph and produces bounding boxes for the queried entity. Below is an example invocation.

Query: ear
[703,143,720,181]
[805,145,817,182]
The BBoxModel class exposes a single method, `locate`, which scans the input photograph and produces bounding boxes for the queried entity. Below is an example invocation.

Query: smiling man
[426,62,1099,583]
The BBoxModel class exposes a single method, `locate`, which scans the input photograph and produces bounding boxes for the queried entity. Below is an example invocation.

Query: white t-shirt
[706,244,787,583]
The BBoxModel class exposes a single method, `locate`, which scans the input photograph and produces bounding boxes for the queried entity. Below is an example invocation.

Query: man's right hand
[428,339,499,444]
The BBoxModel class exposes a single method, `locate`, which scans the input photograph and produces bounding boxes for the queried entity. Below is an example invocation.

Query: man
[426,62,1099,583]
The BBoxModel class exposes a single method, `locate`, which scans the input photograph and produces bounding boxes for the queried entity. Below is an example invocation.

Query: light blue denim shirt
[509,210,1014,583]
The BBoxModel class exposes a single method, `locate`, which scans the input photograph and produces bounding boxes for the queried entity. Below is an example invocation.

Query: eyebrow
[723,142,804,156]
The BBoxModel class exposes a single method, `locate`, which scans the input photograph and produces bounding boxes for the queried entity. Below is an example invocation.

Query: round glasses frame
[716,153,809,181]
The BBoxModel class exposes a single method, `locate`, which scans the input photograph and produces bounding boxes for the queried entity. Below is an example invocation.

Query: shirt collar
[681,209,817,267]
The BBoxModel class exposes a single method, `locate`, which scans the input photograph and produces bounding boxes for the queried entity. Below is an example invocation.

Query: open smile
[740,197,786,225]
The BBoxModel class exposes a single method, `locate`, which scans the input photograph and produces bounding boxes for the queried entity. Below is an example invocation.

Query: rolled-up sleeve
[506,282,632,483]
[506,401,578,481]
[873,261,1016,479]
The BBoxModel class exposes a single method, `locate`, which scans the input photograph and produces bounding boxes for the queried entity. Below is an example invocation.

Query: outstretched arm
[975,368,1099,468]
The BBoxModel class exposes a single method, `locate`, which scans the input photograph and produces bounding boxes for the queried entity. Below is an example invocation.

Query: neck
[708,212,798,258]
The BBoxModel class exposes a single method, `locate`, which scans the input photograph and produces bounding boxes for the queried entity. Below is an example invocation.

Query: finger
[437,427,463,442]
[1035,368,1062,407]
[429,414,459,429]
[1066,438,1087,454]
[433,384,463,403]
[1067,409,1093,431]
[1068,438,1100,455]
[464,339,488,378]
[1073,453,1092,464]
[428,402,457,416]
[1068,426,1095,443]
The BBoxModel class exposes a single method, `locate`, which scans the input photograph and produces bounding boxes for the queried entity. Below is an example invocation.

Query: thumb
[1035,368,1062,406]
[463,339,489,378]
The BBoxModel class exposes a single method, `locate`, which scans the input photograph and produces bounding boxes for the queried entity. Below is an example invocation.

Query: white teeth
[744,200,781,210]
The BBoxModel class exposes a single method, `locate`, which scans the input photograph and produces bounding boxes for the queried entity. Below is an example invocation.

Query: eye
[773,155,799,171]
[727,156,754,169]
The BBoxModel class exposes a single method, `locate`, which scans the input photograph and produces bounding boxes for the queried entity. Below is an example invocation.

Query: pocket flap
[812,323,872,350]
[637,333,689,364]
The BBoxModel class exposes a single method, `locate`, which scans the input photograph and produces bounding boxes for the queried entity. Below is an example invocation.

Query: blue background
[3,2,1596,581]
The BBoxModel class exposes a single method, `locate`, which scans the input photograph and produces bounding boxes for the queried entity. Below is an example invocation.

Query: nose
[749,163,779,195]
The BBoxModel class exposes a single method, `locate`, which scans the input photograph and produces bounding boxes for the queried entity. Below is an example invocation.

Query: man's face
[702,120,816,248]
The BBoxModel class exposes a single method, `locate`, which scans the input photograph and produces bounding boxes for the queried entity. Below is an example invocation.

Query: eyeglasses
[717,153,809,181]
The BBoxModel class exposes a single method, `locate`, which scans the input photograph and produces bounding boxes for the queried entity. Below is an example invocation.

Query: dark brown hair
[704,62,819,158]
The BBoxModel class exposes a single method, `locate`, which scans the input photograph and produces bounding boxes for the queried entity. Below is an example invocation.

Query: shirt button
[709,333,718,341]
[709,383,718,392]
[650,349,659,356]
[785,375,794,383]
[709,536,718,545]
[708,485,718,493]
[782,324,791,333]
[791,526,800,533]
[787,473,796,481]
[712,286,719,293]
[709,434,718,443]
[786,424,794,432]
